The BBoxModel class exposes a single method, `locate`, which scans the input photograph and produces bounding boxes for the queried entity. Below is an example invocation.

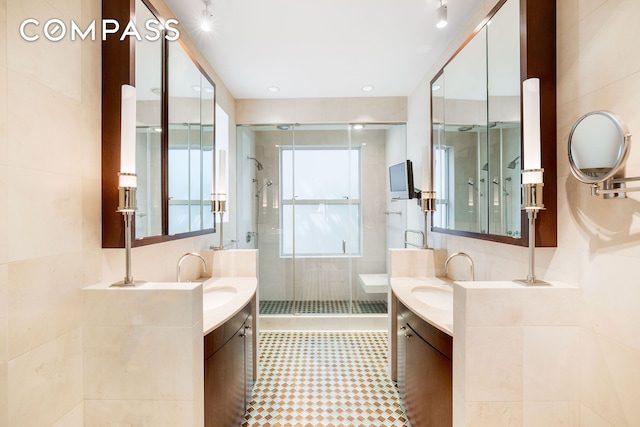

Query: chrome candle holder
[211,193,227,250]
[514,169,550,286]
[421,190,437,249]
[111,173,145,287]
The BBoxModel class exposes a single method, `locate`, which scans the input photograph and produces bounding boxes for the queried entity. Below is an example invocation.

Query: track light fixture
[436,0,448,29]
[200,0,213,32]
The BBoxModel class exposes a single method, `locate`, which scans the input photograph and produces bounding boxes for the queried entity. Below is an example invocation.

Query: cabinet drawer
[204,303,251,359]
[398,301,452,359]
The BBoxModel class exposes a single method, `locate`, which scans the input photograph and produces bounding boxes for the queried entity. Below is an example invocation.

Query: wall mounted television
[389,160,415,199]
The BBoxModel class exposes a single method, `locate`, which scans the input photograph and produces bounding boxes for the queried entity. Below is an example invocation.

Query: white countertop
[202,276,257,335]
[391,276,454,337]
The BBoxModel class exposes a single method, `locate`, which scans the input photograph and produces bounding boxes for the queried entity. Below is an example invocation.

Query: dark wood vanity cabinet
[204,302,254,427]
[398,301,452,427]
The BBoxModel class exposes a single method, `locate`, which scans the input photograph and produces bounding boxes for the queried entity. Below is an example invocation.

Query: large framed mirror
[102,0,217,248]
[431,0,557,247]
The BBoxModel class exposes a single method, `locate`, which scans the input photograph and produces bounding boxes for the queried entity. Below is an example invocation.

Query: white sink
[411,286,453,311]
[203,286,237,310]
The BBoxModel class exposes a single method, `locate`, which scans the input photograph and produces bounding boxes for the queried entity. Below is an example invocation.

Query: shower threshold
[259,300,387,315]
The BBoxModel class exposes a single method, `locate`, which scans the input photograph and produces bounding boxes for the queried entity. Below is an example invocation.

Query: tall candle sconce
[211,149,227,250]
[112,84,145,287]
[514,78,549,286]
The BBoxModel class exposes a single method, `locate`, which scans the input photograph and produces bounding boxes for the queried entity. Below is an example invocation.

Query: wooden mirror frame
[102,0,217,248]
[430,0,557,247]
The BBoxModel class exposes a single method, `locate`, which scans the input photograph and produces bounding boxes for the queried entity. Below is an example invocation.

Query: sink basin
[411,286,453,311]
[203,286,237,310]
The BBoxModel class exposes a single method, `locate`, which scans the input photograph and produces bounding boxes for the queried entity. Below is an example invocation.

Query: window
[281,147,361,257]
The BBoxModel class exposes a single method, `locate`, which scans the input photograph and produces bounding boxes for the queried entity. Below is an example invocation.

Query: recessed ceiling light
[192,85,202,92]
[432,84,441,91]
[268,86,280,93]
[153,127,162,133]
[150,87,161,96]
[203,87,214,93]
[352,124,365,130]
[361,85,375,92]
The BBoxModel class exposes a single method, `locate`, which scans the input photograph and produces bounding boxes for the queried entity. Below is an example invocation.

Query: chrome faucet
[444,252,475,281]
[177,252,207,282]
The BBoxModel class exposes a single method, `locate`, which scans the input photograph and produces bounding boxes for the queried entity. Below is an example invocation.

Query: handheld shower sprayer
[256,180,273,196]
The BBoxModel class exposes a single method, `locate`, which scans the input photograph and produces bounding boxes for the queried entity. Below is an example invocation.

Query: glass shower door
[284,124,358,314]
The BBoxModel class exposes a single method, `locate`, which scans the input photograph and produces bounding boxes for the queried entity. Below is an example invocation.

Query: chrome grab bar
[404,229,425,249]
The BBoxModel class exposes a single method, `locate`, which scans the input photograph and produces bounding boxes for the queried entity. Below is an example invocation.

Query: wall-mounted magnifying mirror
[568,111,636,199]
[568,111,629,184]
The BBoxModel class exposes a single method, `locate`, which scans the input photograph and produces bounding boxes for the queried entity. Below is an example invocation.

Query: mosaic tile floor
[259,300,388,315]
[242,331,410,427]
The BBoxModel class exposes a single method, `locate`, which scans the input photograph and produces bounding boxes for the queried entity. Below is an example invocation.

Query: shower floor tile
[259,300,388,315]
[242,331,410,427]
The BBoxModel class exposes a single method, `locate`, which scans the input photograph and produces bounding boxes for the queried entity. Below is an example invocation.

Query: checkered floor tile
[260,300,388,315]
[242,331,410,427]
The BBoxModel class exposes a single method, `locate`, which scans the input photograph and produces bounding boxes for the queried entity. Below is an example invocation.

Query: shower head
[247,156,264,170]
[507,156,520,169]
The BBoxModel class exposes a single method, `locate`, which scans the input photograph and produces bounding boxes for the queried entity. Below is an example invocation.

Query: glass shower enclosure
[237,123,400,316]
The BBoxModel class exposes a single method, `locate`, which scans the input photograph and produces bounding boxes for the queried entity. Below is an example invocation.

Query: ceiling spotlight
[352,124,365,130]
[200,0,213,32]
[361,85,375,92]
[436,1,448,29]
[267,86,280,93]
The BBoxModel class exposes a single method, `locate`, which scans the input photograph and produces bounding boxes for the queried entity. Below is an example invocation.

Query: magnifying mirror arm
[590,174,640,198]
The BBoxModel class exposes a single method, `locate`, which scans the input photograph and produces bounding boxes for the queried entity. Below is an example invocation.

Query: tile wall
[0,0,236,425]
[1,0,102,424]
[83,282,204,426]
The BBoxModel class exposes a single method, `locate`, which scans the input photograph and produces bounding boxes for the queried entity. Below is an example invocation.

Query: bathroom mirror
[568,111,630,184]
[102,0,217,248]
[430,0,557,247]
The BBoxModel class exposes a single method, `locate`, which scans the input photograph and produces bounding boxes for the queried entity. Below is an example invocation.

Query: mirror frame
[102,0,217,248]
[430,0,557,247]
[568,111,630,184]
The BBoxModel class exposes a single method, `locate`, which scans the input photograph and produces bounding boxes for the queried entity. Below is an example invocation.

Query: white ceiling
[162,0,482,100]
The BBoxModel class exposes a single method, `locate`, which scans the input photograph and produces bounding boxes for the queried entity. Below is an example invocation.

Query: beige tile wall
[0,0,234,426]
[453,282,581,427]
[410,0,640,425]
[83,283,204,426]
[235,96,408,125]
[1,0,100,424]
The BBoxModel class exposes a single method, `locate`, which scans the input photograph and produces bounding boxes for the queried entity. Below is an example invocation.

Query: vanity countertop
[202,276,257,335]
[391,276,454,337]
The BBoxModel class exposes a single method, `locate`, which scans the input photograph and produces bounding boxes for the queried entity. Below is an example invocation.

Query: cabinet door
[204,329,246,427]
[405,325,452,427]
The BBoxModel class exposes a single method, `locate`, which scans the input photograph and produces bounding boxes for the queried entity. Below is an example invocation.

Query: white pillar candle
[119,84,137,188]
[522,78,541,171]
[422,146,432,192]
[217,149,226,195]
